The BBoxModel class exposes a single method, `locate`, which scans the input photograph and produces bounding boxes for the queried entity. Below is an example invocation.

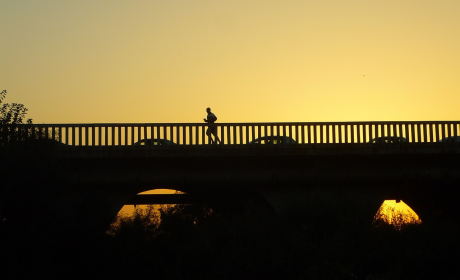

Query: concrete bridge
[1,121,459,236]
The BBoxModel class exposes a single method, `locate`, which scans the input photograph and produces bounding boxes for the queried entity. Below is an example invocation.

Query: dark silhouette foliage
[0,90,32,125]
[1,199,460,279]
[96,202,459,279]
[0,90,61,146]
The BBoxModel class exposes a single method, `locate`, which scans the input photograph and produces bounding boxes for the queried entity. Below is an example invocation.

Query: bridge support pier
[257,183,392,225]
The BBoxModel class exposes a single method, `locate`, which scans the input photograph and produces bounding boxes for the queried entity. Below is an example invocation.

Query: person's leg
[206,128,213,144]
[213,132,221,143]
[211,127,220,144]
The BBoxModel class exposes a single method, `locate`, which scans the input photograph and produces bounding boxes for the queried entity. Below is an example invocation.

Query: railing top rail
[1,121,460,127]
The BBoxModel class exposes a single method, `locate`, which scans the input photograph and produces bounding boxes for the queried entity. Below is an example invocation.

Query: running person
[203,107,221,144]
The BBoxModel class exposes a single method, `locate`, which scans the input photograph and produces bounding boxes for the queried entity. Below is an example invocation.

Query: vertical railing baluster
[441,123,446,140]
[434,123,439,142]
[195,125,198,145]
[294,125,298,143]
[337,125,341,144]
[58,126,63,144]
[423,123,428,143]
[369,124,374,142]
[84,126,88,146]
[98,126,101,146]
[117,125,121,146]
[313,125,317,144]
[245,126,249,144]
[182,125,186,145]
[64,126,68,145]
[238,126,242,144]
[301,125,305,144]
[103,126,107,146]
[305,125,309,143]
[130,126,134,145]
[320,125,324,144]
[175,125,179,144]
[217,125,221,145]
[227,126,231,144]
[432,123,437,142]
[124,126,128,146]
[332,124,336,143]
[455,123,459,142]
[91,126,95,146]
[351,124,355,144]
[403,123,408,142]
[109,126,114,146]
[78,126,82,146]
[359,124,362,143]
[411,123,415,143]
[416,123,421,143]
[344,124,348,144]
[201,126,207,145]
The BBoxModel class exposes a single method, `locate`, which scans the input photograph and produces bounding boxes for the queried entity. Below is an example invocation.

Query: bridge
[1,121,460,236]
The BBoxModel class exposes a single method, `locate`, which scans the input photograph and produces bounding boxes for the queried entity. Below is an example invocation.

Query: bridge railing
[1,121,459,146]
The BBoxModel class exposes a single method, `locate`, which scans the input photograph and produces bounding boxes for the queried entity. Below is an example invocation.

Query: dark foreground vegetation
[1,201,459,280]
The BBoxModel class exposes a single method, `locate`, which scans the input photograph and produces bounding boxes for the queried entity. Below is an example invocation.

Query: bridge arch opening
[374,200,421,228]
[117,189,186,216]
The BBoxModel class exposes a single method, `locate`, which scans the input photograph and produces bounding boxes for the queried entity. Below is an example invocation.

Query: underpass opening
[118,189,186,216]
[373,200,422,229]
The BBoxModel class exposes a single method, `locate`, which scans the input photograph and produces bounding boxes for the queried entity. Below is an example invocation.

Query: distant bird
[363,75,365,77]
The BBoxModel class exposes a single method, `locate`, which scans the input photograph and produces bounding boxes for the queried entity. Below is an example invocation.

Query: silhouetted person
[203,107,221,144]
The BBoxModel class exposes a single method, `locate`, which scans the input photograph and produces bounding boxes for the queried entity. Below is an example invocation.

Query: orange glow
[117,189,182,216]
[376,200,421,226]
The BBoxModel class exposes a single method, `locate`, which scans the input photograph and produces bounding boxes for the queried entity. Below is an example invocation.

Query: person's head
[206,107,211,113]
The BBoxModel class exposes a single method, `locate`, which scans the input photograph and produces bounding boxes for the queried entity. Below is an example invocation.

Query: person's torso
[207,113,217,123]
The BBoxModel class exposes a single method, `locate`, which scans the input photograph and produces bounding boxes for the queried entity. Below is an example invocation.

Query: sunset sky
[1,1,459,124]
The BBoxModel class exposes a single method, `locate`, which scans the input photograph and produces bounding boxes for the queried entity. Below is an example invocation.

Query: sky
[1,0,460,124]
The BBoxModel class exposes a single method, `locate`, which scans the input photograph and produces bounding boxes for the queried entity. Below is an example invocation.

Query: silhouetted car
[133,139,177,146]
[368,136,407,143]
[439,136,460,143]
[249,136,297,144]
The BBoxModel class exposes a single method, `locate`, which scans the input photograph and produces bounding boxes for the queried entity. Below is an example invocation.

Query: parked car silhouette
[133,139,177,146]
[249,136,297,144]
[368,136,407,143]
[439,136,460,143]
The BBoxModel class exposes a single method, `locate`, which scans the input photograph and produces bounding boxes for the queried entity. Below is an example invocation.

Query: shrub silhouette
[1,200,459,279]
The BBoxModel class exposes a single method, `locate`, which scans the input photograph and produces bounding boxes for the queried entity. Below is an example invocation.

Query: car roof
[249,136,296,143]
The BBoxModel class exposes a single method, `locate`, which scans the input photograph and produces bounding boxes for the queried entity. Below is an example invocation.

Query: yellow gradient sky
[1,1,460,124]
